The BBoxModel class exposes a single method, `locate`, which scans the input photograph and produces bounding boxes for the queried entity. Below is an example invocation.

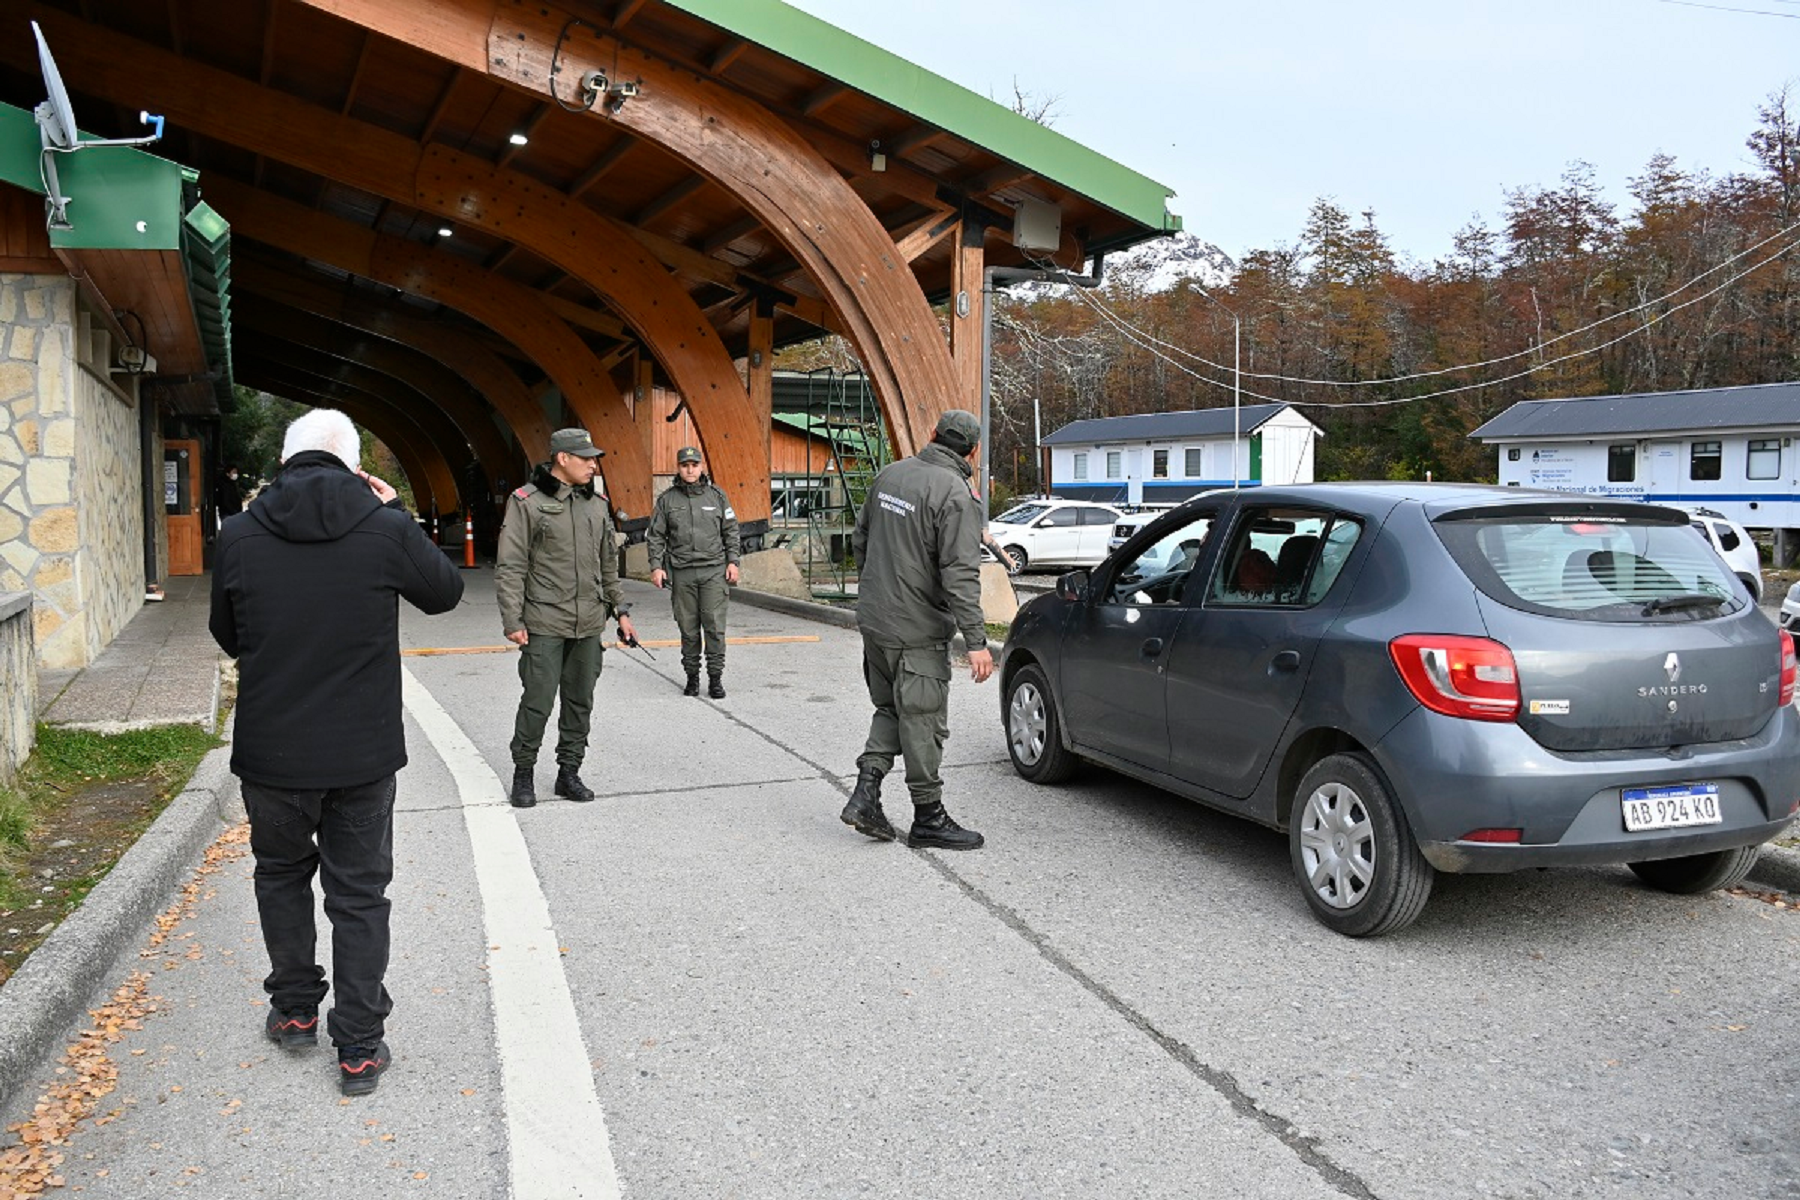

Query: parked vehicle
[988,500,1124,571]
[1000,483,1800,937]
[1107,503,1184,554]
[1781,579,1800,633]
[1680,506,1762,602]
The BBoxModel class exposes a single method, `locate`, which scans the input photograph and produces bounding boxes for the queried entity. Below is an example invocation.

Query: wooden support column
[745,296,776,533]
[949,218,986,419]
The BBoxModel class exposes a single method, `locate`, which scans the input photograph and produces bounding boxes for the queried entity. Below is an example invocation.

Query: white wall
[1493,433,1799,529]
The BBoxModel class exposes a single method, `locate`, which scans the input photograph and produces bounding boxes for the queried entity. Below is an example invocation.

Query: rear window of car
[1435,514,1746,621]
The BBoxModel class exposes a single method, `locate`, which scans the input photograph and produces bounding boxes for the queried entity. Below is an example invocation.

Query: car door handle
[1271,649,1302,672]
[1141,638,1164,658]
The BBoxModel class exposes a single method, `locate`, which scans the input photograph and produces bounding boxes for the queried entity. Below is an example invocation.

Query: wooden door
[164,439,204,576]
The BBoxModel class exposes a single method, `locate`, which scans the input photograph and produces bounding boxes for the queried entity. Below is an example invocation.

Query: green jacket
[495,463,624,639]
[853,442,987,652]
[646,477,741,571]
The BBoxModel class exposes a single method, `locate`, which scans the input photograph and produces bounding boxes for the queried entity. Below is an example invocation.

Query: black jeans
[242,775,396,1048]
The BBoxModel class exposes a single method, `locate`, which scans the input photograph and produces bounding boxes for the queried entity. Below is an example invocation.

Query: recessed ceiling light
[437,227,453,237]
[509,132,530,146]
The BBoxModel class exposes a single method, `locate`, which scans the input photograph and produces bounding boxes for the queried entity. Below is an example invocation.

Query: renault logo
[1664,652,1681,684]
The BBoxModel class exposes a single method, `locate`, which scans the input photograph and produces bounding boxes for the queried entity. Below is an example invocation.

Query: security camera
[611,80,639,99]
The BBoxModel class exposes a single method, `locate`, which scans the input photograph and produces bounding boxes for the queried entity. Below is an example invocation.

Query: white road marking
[402,666,623,1200]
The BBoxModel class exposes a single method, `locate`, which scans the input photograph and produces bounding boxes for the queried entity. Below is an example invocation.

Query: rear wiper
[1642,593,1726,615]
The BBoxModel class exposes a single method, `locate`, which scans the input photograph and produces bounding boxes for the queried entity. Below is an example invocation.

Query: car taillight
[1781,630,1796,707]
[1388,634,1521,722]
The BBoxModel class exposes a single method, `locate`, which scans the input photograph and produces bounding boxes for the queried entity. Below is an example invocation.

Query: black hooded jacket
[210,451,464,788]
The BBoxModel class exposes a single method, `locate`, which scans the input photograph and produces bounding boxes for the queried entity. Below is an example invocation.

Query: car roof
[1162,481,1692,523]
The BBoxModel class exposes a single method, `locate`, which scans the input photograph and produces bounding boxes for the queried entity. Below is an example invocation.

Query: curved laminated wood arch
[233,258,554,465]
[297,0,965,460]
[236,294,523,485]
[238,366,444,514]
[14,4,766,520]
[244,333,479,510]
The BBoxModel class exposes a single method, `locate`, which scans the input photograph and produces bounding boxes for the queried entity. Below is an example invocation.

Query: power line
[1026,213,1800,389]
[1027,231,1800,411]
[1657,0,1800,17]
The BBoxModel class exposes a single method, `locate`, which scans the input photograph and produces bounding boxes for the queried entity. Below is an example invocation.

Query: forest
[975,88,1800,504]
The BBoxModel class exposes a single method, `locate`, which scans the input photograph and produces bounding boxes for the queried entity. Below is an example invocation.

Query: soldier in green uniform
[495,428,637,808]
[648,446,741,698]
[839,410,994,850]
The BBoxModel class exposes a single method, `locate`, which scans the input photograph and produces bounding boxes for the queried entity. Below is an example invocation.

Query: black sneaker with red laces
[264,1007,319,1049]
[338,1041,391,1096]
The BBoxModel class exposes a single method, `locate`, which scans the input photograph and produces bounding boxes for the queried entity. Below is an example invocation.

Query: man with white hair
[210,407,463,1096]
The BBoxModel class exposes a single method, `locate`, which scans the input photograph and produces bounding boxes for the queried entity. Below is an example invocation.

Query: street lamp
[1192,286,1241,489]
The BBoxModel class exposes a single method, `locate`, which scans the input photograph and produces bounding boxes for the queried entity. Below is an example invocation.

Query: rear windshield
[1435,514,1747,621]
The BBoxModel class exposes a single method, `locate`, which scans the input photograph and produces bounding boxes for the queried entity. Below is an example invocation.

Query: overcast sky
[783,0,1800,266]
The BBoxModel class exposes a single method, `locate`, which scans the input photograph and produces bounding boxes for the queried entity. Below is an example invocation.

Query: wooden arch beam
[201,176,651,514]
[295,0,967,459]
[235,292,523,484]
[11,4,763,520]
[238,367,442,514]
[232,256,555,465]
[236,317,486,506]
[238,346,466,510]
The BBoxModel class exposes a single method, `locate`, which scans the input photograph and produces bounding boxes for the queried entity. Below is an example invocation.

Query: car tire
[1289,753,1433,937]
[1004,663,1077,784]
[1628,845,1761,895]
[1002,545,1028,573]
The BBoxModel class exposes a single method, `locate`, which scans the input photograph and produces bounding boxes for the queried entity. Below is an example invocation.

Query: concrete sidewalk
[35,574,224,732]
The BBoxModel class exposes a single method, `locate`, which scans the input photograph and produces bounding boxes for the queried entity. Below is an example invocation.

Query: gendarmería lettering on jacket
[877,491,917,518]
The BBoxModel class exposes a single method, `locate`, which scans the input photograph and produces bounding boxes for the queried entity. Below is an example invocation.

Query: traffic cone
[461,509,477,569]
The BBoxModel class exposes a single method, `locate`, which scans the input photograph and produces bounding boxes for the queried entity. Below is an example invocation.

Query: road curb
[1748,842,1800,894]
[730,585,859,629]
[0,742,237,1114]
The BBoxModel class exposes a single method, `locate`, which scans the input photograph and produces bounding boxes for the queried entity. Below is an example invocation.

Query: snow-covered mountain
[998,231,1235,301]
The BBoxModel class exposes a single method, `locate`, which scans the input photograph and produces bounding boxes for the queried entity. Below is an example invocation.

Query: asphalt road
[5,573,1798,1199]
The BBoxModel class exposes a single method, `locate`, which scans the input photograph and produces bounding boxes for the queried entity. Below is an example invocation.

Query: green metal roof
[661,0,1180,239]
[0,101,234,404]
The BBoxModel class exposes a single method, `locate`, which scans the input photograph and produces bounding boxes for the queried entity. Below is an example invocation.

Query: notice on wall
[1525,447,1575,488]
[163,460,179,507]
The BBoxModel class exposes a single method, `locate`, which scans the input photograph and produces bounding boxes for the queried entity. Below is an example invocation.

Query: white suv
[987,499,1123,571]
[1682,506,1762,602]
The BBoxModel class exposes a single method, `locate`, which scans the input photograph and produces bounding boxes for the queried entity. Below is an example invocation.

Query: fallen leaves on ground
[0,824,249,1198]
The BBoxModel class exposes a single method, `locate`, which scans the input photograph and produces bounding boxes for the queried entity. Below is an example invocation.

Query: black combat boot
[554,767,596,803]
[907,801,984,850]
[509,766,536,808]
[838,766,897,841]
[708,673,726,699]
[682,673,700,697]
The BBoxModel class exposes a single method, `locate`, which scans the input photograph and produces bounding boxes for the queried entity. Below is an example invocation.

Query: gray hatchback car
[999,483,1800,936]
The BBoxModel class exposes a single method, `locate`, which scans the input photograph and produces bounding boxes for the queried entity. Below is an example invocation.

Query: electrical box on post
[1011,198,1062,252]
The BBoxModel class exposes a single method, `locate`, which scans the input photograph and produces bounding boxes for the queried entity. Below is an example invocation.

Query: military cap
[550,428,603,459]
[933,409,981,453]
[676,446,703,465]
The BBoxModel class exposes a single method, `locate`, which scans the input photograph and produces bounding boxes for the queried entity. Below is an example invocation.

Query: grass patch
[0,723,219,913]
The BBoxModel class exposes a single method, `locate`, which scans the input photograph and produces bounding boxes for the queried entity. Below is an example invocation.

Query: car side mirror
[1056,569,1091,603]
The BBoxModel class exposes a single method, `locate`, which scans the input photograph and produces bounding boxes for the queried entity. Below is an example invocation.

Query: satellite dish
[31,21,78,150]
[27,21,166,230]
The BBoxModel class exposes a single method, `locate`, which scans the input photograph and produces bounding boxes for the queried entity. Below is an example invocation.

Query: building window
[1152,449,1169,478]
[1607,444,1636,483]
[1507,448,1521,462]
[1748,439,1780,480]
[1184,447,1204,477]
[1690,441,1722,482]
[1105,450,1122,479]
[1072,452,1088,480]
[770,476,832,519]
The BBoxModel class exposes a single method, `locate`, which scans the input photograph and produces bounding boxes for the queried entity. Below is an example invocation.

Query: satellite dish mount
[31,21,165,231]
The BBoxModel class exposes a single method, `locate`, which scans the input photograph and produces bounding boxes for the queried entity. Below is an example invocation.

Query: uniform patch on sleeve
[512,486,531,499]
[724,507,736,519]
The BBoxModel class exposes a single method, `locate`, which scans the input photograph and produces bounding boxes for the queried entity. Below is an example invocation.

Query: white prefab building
[1469,384,1800,542]
[1041,403,1321,505]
